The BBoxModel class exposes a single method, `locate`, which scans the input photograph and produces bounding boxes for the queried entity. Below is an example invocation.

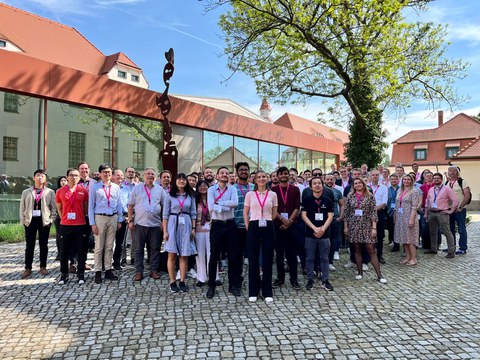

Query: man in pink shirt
[424,173,459,258]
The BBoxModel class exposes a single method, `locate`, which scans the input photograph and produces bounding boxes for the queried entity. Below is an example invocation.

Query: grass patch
[0,223,56,244]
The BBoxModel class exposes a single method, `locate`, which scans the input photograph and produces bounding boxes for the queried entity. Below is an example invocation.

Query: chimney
[438,110,444,127]
[259,97,272,122]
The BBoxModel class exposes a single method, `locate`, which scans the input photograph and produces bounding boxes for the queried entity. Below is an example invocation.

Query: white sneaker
[248,296,257,302]
[265,297,274,304]
[188,268,197,279]
[355,274,363,280]
[362,263,369,271]
[378,277,387,284]
[176,270,181,280]
[244,258,249,265]
[78,279,85,285]
[329,264,336,271]
[344,262,355,268]
[333,252,340,261]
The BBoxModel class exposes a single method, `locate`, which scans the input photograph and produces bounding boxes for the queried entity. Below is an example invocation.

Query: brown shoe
[134,272,143,281]
[150,272,161,280]
[21,269,32,279]
[445,252,455,259]
[39,267,49,275]
[84,263,92,271]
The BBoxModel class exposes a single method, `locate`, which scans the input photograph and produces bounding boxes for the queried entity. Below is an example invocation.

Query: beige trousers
[94,214,118,272]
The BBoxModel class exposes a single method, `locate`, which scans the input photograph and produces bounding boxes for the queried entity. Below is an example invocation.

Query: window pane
[312,151,326,173]
[280,145,296,169]
[259,142,279,173]
[68,132,86,168]
[297,149,311,173]
[234,137,258,170]
[172,124,202,174]
[3,137,18,161]
[325,153,337,174]
[204,131,233,172]
[4,93,19,113]
[133,140,146,170]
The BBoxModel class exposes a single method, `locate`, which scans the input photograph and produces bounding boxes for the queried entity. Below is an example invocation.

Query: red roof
[452,136,480,159]
[393,113,480,143]
[0,3,140,76]
[100,52,141,75]
[274,113,349,143]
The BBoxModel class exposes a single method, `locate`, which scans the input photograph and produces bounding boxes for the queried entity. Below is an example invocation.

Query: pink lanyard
[65,186,77,211]
[371,185,379,195]
[102,185,111,207]
[255,190,269,217]
[80,180,90,191]
[144,185,152,205]
[314,197,322,213]
[238,184,249,198]
[215,186,228,202]
[33,188,43,209]
[177,194,187,213]
[278,184,289,212]
[354,193,364,209]
[448,180,456,189]
[399,190,408,207]
[200,197,209,217]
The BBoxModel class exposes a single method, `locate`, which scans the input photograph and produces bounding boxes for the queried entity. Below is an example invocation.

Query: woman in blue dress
[163,173,197,293]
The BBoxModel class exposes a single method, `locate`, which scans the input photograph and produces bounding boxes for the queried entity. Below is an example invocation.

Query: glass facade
[280,145,296,169]
[297,149,312,173]
[172,124,202,175]
[312,151,326,173]
[234,137,259,170]
[203,131,233,172]
[259,142,279,174]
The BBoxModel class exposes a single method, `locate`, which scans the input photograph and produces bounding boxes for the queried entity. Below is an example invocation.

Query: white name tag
[315,213,323,221]
[417,214,421,220]
[390,203,395,209]
[354,209,363,216]
[281,212,288,219]
[259,218,267,227]
[202,223,210,230]
[214,205,222,213]
[398,208,403,214]
[32,210,41,217]
[148,206,154,213]
[178,217,186,225]
[67,212,76,220]
[431,202,437,209]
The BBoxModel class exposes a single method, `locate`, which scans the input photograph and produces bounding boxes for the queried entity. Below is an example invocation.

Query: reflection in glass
[259,142,279,173]
[204,131,233,172]
[325,153,337,173]
[312,151,326,173]
[172,124,202,175]
[234,137,258,170]
[297,149,312,173]
[280,145,296,170]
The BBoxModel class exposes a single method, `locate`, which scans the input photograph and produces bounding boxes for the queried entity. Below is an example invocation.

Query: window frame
[117,70,127,79]
[414,149,427,161]
[68,131,86,168]
[2,136,18,161]
[3,93,19,113]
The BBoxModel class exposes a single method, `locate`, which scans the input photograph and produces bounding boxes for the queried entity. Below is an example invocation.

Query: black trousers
[376,209,386,258]
[274,224,298,283]
[60,225,87,276]
[24,217,51,269]
[208,219,241,288]
[113,218,127,266]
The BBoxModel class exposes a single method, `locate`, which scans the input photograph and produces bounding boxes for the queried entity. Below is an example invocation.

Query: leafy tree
[205,0,468,168]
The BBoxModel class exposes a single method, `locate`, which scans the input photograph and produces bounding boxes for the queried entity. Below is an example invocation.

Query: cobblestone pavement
[1,214,479,360]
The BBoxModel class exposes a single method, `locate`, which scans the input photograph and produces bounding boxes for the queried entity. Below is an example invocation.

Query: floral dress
[394,190,420,245]
[344,192,378,244]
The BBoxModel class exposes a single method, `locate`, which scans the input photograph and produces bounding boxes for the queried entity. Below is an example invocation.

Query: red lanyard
[144,184,152,205]
[80,180,90,191]
[314,197,322,213]
[399,190,408,207]
[354,193,364,209]
[255,190,269,217]
[102,185,111,207]
[371,185,379,195]
[177,194,187,213]
[279,184,289,211]
[238,184,249,198]
[200,197,208,217]
[33,188,43,209]
[215,186,228,202]
[448,180,456,188]
[65,185,77,210]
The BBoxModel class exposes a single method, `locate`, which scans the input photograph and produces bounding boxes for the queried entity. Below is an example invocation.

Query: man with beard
[419,170,437,250]
[268,170,279,189]
[203,167,216,187]
[324,174,344,266]
[368,170,388,264]
[386,174,400,252]
[272,166,301,290]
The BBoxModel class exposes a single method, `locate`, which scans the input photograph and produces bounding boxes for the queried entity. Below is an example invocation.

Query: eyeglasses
[312,173,322,176]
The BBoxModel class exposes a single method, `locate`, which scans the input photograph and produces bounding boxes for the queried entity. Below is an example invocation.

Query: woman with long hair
[243,170,278,303]
[344,177,387,283]
[394,174,420,265]
[163,173,197,293]
[194,180,212,287]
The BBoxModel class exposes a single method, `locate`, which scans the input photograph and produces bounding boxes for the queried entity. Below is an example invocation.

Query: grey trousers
[428,212,455,253]
[305,237,330,282]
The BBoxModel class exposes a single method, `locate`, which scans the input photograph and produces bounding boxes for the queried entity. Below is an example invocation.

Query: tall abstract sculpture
[156,48,178,175]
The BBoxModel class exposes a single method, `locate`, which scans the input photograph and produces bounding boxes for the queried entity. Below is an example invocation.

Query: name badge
[214,205,222,213]
[178,217,186,225]
[417,214,421,220]
[280,212,288,219]
[398,208,403,214]
[148,206,154,213]
[431,202,437,209]
[390,203,395,209]
[32,210,41,217]
[315,213,323,221]
[202,223,210,230]
[354,209,363,216]
[67,212,76,220]
[259,218,267,227]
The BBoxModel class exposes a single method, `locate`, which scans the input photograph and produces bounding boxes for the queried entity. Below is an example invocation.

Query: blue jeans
[450,208,467,251]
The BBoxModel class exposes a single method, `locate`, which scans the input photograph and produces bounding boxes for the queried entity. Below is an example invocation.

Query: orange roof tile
[393,113,480,143]
[100,52,141,75]
[452,136,480,159]
[0,3,140,76]
[274,113,349,143]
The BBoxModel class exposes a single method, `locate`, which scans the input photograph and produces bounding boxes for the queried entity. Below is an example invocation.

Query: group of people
[19,160,471,303]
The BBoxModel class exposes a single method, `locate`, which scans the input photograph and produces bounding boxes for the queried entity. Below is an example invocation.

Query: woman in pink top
[243,170,278,304]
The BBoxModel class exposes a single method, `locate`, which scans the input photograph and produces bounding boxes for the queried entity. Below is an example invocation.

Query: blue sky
[2,0,480,155]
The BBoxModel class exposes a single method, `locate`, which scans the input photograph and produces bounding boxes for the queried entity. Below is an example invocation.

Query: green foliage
[0,223,55,243]
[207,0,468,165]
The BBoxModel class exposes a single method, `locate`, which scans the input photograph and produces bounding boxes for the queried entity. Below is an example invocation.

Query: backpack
[445,177,471,205]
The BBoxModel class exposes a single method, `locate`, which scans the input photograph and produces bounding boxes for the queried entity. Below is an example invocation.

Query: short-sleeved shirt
[128,183,164,227]
[234,182,254,228]
[302,194,334,239]
[447,178,469,204]
[244,190,278,221]
[271,184,300,226]
[55,185,89,226]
